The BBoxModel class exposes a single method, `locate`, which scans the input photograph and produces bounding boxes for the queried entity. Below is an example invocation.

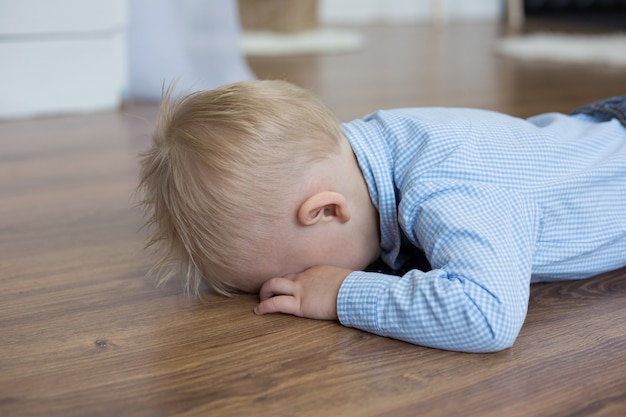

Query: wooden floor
[2,21,626,417]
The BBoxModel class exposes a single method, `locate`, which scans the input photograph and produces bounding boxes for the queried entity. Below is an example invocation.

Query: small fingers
[254,295,299,316]
[258,277,296,301]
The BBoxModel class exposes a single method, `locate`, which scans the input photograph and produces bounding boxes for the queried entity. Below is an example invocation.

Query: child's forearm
[337,268,530,353]
[366,181,539,352]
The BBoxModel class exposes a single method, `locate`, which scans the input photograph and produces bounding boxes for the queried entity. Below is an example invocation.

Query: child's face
[232,237,380,294]
[230,204,381,294]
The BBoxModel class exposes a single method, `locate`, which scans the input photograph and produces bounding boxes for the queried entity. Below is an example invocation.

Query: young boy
[138,80,626,353]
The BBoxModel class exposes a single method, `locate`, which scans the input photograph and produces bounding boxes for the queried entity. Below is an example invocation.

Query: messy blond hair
[137,80,343,298]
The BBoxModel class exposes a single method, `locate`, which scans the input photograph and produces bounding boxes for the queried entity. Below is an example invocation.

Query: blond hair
[137,80,343,297]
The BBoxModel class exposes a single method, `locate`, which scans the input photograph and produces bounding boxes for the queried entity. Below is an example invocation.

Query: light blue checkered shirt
[338,108,626,352]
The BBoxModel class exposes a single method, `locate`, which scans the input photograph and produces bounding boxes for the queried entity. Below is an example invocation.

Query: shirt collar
[341,116,404,269]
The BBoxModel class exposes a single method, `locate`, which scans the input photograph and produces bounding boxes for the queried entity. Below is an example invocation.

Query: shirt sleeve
[337,184,541,352]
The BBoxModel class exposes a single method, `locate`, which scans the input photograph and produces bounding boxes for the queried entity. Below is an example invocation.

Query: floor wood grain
[1,21,626,416]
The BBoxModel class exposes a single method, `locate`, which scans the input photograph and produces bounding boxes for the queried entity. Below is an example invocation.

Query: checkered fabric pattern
[337,104,626,352]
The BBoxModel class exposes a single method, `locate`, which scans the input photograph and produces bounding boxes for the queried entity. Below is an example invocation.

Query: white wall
[319,0,504,23]
[0,0,127,119]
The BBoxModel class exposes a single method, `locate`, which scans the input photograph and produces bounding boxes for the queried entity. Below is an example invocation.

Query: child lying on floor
[138,80,626,352]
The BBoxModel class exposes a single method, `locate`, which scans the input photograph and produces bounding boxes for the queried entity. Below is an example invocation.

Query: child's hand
[254,265,352,321]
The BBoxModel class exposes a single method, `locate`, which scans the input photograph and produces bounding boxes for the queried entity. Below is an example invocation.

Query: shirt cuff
[337,270,396,334]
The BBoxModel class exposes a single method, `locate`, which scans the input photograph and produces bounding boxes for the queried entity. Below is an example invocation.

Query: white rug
[495,32,626,66]
[241,28,365,56]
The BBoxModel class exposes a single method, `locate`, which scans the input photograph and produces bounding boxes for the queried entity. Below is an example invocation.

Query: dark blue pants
[570,96,626,128]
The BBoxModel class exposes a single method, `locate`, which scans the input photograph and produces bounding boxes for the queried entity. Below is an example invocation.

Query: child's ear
[297,191,351,226]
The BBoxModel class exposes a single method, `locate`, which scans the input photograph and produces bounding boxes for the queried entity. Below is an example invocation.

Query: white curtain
[127,0,255,100]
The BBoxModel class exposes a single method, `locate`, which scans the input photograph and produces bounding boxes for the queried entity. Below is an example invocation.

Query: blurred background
[1,0,625,120]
